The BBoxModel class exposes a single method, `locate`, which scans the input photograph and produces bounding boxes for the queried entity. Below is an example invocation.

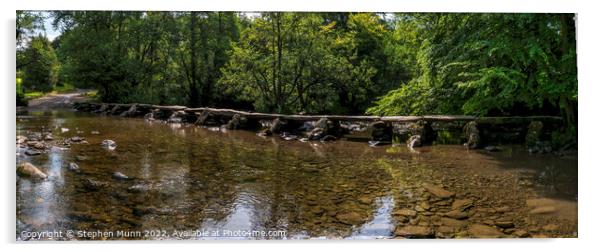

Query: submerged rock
[112,172,130,180]
[393,209,417,217]
[16,135,28,144]
[44,134,54,141]
[423,183,455,199]
[68,162,81,173]
[82,178,109,191]
[395,226,434,238]
[467,224,504,238]
[444,210,469,220]
[335,212,364,225]
[494,221,515,229]
[320,135,337,142]
[24,149,42,156]
[70,136,85,142]
[17,162,47,180]
[101,139,117,150]
[75,155,89,162]
[451,199,473,211]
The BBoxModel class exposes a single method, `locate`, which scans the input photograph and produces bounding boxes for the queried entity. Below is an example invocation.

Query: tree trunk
[188,12,200,107]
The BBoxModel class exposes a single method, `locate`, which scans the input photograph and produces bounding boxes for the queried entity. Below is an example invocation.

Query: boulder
[167,110,185,123]
[463,121,480,149]
[370,121,393,141]
[407,135,422,148]
[195,110,221,126]
[269,118,287,134]
[120,104,138,117]
[226,114,243,130]
[525,121,544,147]
[17,162,47,180]
[143,112,154,121]
[408,120,435,145]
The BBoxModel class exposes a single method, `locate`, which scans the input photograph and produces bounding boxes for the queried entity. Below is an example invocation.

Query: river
[16,109,577,240]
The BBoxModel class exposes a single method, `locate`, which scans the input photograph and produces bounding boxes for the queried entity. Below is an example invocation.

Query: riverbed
[16,109,577,240]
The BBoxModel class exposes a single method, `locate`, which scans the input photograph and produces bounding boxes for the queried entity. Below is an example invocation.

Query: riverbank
[23,90,95,110]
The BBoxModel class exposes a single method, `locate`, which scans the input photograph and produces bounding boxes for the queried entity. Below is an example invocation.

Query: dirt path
[27,89,95,109]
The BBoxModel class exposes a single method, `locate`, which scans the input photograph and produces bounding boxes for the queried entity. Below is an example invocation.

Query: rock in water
[112,172,130,180]
[269,118,287,134]
[320,135,337,142]
[451,199,474,211]
[70,136,85,142]
[407,135,422,148]
[68,162,81,173]
[101,139,117,150]
[423,183,455,198]
[25,149,42,156]
[16,135,28,144]
[395,226,434,238]
[468,224,505,238]
[463,121,480,149]
[335,212,364,225]
[444,210,469,220]
[82,178,109,191]
[393,209,417,217]
[17,162,47,180]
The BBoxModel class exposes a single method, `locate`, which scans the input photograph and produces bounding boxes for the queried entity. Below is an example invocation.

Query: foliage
[16,11,577,132]
[21,35,59,92]
[16,78,27,106]
[367,13,577,130]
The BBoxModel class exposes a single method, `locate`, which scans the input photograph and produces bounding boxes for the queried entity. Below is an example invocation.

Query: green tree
[21,35,59,92]
[368,13,577,130]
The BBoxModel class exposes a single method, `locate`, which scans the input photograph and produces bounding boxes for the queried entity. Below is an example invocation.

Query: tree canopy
[17,11,577,129]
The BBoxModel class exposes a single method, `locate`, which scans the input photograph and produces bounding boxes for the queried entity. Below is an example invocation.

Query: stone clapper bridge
[72,102,563,149]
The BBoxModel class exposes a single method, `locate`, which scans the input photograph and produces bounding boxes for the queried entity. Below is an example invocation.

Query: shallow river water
[16,110,577,240]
